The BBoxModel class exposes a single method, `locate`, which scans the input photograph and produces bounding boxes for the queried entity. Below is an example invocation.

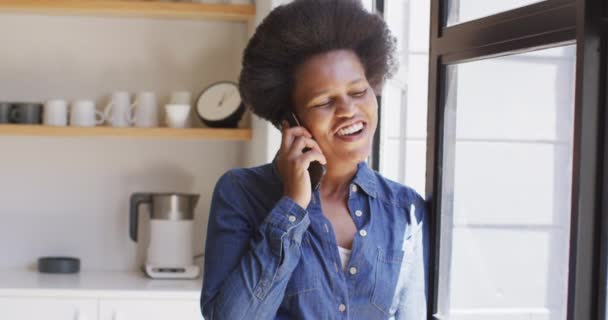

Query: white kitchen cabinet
[99,299,201,320]
[0,271,203,320]
[0,297,97,320]
[0,297,202,320]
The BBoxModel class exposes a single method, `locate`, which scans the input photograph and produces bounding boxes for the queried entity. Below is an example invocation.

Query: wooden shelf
[0,0,256,22]
[0,124,252,140]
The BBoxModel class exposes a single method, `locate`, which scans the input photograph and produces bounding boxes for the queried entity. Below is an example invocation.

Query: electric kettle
[130,192,200,279]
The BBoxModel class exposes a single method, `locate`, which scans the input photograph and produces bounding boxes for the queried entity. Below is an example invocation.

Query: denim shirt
[201,161,429,320]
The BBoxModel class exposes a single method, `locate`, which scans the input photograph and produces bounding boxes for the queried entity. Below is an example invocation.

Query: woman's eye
[351,89,368,97]
[313,101,332,108]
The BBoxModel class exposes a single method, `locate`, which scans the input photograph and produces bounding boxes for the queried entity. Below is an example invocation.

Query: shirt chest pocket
[370,247,409,316]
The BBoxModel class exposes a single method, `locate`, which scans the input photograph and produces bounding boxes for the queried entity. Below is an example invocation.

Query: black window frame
[370,0,384,171]
[598,4,608,319]
[423,0,607,319]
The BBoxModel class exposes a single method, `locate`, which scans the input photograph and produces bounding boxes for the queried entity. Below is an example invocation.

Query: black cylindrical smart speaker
[38,257,80,274]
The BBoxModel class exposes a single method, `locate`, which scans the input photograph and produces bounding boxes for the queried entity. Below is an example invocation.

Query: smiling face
[292,49,378,168]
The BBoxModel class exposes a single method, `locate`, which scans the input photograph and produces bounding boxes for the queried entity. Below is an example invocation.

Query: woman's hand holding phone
[277,121,327,209]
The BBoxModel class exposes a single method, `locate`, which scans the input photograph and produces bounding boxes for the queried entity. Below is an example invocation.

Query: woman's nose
[335,98,356,117]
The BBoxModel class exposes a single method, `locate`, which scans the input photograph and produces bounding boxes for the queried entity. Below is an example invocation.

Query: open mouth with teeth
[336,121,366,137]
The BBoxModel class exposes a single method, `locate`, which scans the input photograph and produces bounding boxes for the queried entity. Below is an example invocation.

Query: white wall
[0,13,250,271]
[0,137,242,271]
[242,0,287,167]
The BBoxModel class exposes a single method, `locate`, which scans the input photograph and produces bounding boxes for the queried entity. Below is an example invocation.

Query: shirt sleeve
[200,170,310,320]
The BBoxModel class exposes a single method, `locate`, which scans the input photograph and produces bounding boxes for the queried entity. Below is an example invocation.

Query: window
[445,0,544,26]
[375,0,606,319]
[423,0,606,319]
[379,0,430,196]
[438,45,575,320]
[602,4,608,319]
[360,0,373,13]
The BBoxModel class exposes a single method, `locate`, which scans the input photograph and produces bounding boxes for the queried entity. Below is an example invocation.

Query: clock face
[196,82,241,121]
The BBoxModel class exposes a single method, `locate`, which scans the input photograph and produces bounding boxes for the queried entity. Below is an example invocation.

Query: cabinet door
[99,299,202,320]
[0,297,97,320]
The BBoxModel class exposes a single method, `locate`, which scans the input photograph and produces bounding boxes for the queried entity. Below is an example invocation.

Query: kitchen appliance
[130,192,200,279]
[38,257,80,274]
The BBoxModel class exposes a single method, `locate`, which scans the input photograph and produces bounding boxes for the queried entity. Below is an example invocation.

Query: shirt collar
[352,161,377,198]
[271,156,377,198]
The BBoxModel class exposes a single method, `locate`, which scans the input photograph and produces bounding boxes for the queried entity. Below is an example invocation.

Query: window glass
[446,0,544,26]
[379,0,430,195]
[437,45,576,320]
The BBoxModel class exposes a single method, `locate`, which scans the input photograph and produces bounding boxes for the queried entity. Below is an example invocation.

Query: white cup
[129,91,159,128]
[70,100,104,127]
[43,99,68,126]
[165,104,191,128]
[169,91,192,106]
[104,91,133,127]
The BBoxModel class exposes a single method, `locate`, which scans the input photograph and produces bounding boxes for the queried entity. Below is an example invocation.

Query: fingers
[279,121,326,167]
[281,121,311,147]
[298,149,327,167]
[289,137,327,167]
[286,147,327,175]
[288,136,323,158]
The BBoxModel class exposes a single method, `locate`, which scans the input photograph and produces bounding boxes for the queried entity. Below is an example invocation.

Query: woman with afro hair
[201,0,429,319]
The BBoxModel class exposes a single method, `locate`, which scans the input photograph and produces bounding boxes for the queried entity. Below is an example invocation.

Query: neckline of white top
[337,246,352,255]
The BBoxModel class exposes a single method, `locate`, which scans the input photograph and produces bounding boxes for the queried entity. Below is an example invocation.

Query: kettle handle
[129,193,152,242]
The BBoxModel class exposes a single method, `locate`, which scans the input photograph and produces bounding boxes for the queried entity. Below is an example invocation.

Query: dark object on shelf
[196,81,245,128]
[10,103,43,124]
[38,257,81,274]
[0,102,12,123]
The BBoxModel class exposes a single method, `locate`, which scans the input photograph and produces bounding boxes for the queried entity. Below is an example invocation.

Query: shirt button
[339,303,346,312]
[359,229,367,237]
[351,185,358,193]
[349,267,358,275]
[355,210,363,217]
[287,215,296,223]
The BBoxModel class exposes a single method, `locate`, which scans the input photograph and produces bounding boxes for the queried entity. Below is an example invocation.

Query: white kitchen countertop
[0,270,202,299]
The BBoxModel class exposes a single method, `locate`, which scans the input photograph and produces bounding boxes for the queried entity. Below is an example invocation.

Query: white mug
[43,99,68,126]
[104,91,133,127]
[165,104,191,128]
[169,91,192,106]
[70,100,104,127]
[129,91,159,128]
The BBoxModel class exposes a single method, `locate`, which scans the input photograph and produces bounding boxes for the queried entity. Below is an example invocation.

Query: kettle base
[144,264,200,279]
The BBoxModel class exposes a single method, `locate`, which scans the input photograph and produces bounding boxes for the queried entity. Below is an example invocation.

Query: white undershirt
[337,246,352,271]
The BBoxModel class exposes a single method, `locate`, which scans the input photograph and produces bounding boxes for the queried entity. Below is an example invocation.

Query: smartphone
[286,112,326,191]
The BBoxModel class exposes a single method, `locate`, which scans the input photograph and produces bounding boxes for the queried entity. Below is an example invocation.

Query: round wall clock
[195,81,245,128]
